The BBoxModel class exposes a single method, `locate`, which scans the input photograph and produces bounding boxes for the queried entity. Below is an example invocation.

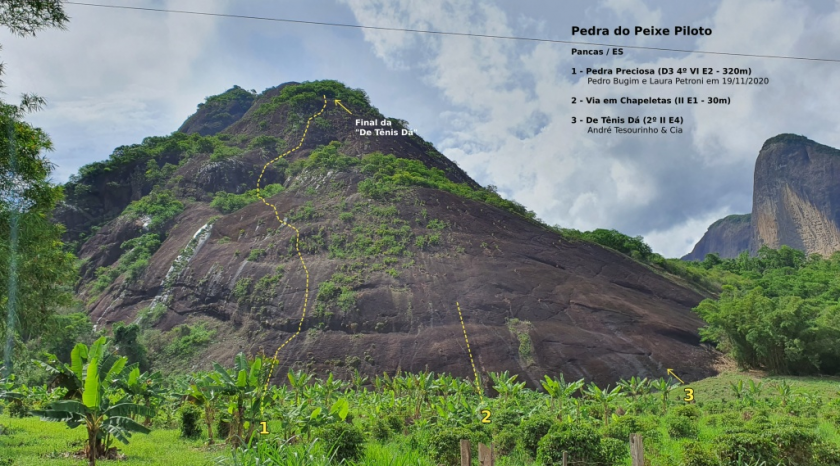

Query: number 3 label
[684,387,694,402]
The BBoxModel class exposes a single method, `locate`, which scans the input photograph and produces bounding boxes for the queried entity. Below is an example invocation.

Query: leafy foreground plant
[32,337,153,466]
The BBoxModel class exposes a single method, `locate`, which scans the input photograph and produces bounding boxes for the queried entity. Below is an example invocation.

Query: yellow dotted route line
[258,95,328,391]
[252,97,484,414]
[456,301,483,402]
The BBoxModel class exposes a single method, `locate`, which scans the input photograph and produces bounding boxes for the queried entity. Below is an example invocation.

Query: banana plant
[115,365,164,426]
[37,339,122,401]
[309,372,347,406]
[183,375,221,445]
[287,369,313,406]
[774,380,792,408]
[541,374,585,419]
[729,379,745,402]
[488,371,526,406]
[745,379,763,406]
[207,353,266,447]
[32,337,152,466]
[582,383,623,426]
[432,394,473,426]
[407,370,438,418]
[617,376,650,407]
[651,378,680,414]
[350,368,369,393]
[0,372,23,416]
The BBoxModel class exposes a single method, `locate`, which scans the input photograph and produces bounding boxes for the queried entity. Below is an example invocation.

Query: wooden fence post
[562,450,568,466]
[630,433,644,466]
[460,439,471,466]
[478,442,494,465]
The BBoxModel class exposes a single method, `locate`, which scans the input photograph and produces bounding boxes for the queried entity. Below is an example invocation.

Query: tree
[32,337,152,466]
[1,0,73,378]
[112,323,149,372]
[0,0,67,38]
[1,102,77,376]
[561,228,654,261]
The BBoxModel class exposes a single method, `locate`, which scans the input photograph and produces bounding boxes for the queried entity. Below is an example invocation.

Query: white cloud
[340,0,840,257]
[601,0,663,27]
[0,0,235,178]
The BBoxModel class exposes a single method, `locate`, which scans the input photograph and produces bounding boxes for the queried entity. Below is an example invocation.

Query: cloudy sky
[3,0,840,257]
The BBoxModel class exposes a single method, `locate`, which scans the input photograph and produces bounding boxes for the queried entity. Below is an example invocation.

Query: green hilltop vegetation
[253,80,382,119]
[709,214,751,229]
[760,133,840,158]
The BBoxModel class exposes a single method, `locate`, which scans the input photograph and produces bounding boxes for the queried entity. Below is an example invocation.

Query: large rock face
[63,81,718,387]
[682,214,751,261]
[687,134,840,260]
[750,134,840,256]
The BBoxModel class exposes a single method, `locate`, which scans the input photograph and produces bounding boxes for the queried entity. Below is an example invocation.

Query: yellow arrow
[335,99,352,114]
[667,368,685,384]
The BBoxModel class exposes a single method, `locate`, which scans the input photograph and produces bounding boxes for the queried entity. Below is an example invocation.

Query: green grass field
[0,414,220,465]
[3,371,840,465]
[690,372,840,402]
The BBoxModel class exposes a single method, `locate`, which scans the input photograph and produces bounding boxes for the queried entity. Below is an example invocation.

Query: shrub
[714,432,779,464]
[247,248,265,261]
[426,218,446,230]
[317,422,365,462]
[366,417,391,441]
[248,135,281,151]
[672,403,702,420]
[561,228,653,261]
[124,190,184,229]
[179,404,202,439]
[667,415,699,439]
[764,426,819,464]
[160,324,216,360]
[336,289,356,312]
[813,443,840,466]
[209,144,243,162]
[317,281,340,302]
[490,408,523,433]
[211,184,284,214]
[232,278,252,302]
[682,441,717,466]
[537,422,604,465]
[384,412,405,434]
[494,428,518,457]
[355,152,537,220]
[7,400,27,418]
[599,437,628,464]
[428,426,473,465]
[519,414,556,456]
[603,414,646,440]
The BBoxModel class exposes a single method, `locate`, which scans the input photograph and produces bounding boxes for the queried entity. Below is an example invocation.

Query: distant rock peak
[687,133,840,260]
